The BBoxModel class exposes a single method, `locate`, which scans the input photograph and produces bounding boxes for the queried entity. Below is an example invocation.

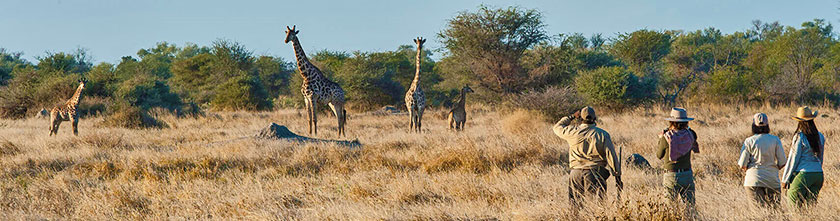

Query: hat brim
[665,118,694,122]
[792,116,817,121]
[792,111,818,121]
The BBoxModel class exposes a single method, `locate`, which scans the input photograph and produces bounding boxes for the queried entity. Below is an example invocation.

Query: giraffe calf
[49,79,85,136]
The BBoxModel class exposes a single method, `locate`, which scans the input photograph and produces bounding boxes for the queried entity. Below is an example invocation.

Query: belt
[668,168,692,173]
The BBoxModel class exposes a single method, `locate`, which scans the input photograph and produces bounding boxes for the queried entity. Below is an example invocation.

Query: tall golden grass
[1,104,839,219]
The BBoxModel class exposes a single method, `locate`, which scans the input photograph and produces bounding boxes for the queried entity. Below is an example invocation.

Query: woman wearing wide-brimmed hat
[781,106,825,208]
[737,113,786,208]
[657,108,700,206]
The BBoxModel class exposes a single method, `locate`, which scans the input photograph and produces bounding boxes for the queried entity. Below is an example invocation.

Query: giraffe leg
[448,112,454,130]
[311,98,318,135]
[71,116,79,136]
[304,98,313,134]
[53,120,63,136]
[328,102,345,137]
[407,109,414,132]
[417,109,423,133]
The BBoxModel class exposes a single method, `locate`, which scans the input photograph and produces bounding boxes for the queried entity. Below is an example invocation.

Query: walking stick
[616,145,624,201]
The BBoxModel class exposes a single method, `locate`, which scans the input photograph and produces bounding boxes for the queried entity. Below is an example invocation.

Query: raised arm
[552,111,578,139]
[656,135,668,160]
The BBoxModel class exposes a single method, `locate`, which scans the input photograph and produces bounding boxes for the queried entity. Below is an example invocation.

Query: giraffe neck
[457,90,467,108]
[411,44,422,86]
[291,37,318,81]
[67,83,84,107]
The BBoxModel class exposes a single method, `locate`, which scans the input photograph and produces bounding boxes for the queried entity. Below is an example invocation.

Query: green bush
[575,66,652,107]
[114,74,182,111]
[102,103,167,129]
[211,74,272,111]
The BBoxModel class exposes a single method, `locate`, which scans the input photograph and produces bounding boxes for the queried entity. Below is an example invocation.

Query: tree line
[1,5,839,125]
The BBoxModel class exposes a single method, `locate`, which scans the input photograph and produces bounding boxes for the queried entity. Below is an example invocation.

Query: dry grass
[1,104,840,220]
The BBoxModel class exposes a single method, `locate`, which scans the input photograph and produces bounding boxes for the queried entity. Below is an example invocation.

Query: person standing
[657,108,699,206]
[737,113,786,207]
[553,106,622,210]
[781,106,825,208]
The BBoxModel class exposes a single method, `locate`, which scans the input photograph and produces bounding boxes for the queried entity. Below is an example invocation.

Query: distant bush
[102,103,167,129]
[115,74,182,111]
[575,66,652,108]
[504,86,584,120]
[77,96,111,118]
[211,74,272,111]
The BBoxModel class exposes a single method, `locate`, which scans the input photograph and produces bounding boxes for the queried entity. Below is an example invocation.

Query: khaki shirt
[737,134,785,188]
[553,116,621,176]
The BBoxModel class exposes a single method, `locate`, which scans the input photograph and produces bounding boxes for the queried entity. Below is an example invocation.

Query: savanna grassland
[1,105,840,220]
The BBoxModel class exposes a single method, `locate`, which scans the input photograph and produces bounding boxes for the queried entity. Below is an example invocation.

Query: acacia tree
[439,5,547,93]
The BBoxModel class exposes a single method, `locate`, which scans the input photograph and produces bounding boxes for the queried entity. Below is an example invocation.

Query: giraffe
[49,79,86,136]
[405,37,426,133]
[448,85,474,131]
[284,25,346,137]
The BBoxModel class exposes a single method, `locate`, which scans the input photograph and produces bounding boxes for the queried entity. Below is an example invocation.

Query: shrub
[102,103,167,129]
[211,74,272,111]
[114,74,182,111]
[0,70,38,119]
[504,86,584,120]
[575,66,652,108]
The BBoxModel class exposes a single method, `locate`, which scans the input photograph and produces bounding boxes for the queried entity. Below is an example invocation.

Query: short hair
[751,124,769,134]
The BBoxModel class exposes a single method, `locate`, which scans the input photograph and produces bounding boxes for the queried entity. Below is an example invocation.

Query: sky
[1,0,838,64]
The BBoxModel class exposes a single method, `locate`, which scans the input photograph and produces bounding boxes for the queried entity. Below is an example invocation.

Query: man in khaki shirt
[553,106,622,209]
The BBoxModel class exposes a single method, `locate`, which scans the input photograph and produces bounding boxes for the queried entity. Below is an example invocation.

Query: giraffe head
[462,85,474,93]
[78,78,87,89]
[413,37,426,47]
[284,25,299,44]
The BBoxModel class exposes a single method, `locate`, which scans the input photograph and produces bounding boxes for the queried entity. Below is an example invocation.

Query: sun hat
[792,106,818,121]
[753,113,768,126]
[580,106,596,120]
[665,108,694,122]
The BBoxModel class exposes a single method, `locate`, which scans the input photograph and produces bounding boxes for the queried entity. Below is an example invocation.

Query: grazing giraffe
[49,79,86,136]
[284,25,346,136]
[405,37,426,133]
[448,85,474,131]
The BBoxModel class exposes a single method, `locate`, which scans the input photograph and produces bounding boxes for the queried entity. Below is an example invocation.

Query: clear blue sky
[1,0,837,64]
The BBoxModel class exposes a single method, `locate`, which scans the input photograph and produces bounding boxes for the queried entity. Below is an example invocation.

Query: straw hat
[792,106,818,121]
[665,108,694,122]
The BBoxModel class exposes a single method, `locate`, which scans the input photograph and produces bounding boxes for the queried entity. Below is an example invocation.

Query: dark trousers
[569,167,610,209]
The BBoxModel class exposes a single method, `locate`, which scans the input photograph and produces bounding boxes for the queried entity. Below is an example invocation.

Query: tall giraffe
[405,37,426,133]
[49,79,86,136]
[448,85,474,131]
[284,26,346,136]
